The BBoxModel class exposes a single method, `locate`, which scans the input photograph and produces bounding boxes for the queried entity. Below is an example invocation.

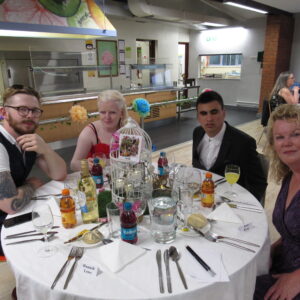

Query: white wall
[189,17,266,107]
[290,13,300,80]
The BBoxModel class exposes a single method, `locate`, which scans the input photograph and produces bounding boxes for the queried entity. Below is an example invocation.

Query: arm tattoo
[11,184,34,212]
[0,171,17,199]
[0,171,34,212]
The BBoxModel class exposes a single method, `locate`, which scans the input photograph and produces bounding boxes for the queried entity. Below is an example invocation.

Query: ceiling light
[201,22,227,27]
[224,2,268,14]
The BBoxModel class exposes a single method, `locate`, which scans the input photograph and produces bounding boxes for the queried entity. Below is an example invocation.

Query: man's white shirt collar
[0,124,21,151]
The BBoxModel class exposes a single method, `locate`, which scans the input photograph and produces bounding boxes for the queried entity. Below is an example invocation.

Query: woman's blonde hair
[269,71,293,100]
[266,104,300,182]
[97,90,128,128]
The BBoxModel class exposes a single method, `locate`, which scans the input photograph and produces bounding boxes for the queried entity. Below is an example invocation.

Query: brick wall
[259,14,294,110]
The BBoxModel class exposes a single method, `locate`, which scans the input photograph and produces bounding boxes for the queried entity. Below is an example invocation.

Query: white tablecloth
[2,173,270,300]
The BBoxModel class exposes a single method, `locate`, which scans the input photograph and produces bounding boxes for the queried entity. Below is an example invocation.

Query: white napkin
[97,240,146,273]
[182,248,229,283]
[207,203,242,224]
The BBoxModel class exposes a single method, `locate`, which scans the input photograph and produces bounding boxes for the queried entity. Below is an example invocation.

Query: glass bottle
[201,172,215,208]
[78,159,99,223]
[121,202,138,244]
[91,157,104,189]
[60,188,77,228]
[158,151,169,176]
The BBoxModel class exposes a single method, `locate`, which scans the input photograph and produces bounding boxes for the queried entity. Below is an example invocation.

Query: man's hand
[26,177,44,189]
[16,134,50,155]
[264,271,300,300]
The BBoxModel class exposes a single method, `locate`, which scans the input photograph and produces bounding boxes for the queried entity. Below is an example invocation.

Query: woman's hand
[264,270,300,300]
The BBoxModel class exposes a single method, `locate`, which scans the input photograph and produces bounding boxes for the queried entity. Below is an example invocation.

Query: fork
[63,247,84,289]
[190,226,256,253]
[51,247,77,289]
[208,232,260,248]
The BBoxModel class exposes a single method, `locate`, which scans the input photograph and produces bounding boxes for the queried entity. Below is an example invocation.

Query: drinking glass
[186,168,202,201]
[106,202,121,238]
[224,164,240,198]
[32,203,56,257]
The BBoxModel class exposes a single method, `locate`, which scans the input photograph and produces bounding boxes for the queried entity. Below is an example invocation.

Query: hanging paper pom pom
[132,98,150,118]
[69,105,88,123]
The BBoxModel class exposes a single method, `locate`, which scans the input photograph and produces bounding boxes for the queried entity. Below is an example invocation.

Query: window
[200,54,242,79]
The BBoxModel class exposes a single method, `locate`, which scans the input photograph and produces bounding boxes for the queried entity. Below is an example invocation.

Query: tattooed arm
[0,171,36,214]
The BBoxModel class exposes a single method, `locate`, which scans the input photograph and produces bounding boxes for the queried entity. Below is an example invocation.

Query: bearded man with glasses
[0,85,67,257]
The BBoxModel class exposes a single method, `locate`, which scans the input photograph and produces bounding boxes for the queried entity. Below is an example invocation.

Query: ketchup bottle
[121,202,138,244]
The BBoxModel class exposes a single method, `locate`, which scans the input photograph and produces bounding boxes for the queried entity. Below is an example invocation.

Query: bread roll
[187,213,208,229]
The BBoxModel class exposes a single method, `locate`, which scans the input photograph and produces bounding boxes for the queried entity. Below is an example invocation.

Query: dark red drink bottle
[121,202,138,244]
[91,158,103,188]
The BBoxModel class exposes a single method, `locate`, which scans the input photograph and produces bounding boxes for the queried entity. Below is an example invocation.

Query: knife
[5,231,58,239]
[5,226,60,238]
[64,221,108,244]
[164,249,172,293]
[156,250,164,293]
[227,203,263,213]
[5,233,56,245]
[219,196,258,207]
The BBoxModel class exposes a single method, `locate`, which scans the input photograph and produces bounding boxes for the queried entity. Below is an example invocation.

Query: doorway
[178,42,189,86]
[136,39,156,87]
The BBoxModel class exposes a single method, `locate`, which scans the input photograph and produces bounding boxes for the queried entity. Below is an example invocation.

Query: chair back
[257,153,269,207]
[261,99,271,127]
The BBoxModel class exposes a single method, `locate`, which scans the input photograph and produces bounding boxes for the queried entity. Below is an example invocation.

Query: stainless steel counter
[41,87,181,105]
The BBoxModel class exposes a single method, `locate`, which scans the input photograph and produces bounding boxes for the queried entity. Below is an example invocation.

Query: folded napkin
[98,240,146,273]
[182,248,229,283]
[207,203,242,224]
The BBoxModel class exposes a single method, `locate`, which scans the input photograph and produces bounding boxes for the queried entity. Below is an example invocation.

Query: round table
[2,174,270,300]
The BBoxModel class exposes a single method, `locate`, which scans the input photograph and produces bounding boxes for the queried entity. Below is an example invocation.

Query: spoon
[169,246,188,289]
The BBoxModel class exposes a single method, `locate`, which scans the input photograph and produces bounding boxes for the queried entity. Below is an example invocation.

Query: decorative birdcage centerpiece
[110,118,153,217]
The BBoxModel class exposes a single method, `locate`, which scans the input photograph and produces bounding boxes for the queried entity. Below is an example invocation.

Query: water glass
[149,189,177,244]
[106,202,121,238]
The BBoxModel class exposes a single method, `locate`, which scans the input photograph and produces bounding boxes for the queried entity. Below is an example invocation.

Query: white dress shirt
[197,122,226,170]
[0,125,22,172]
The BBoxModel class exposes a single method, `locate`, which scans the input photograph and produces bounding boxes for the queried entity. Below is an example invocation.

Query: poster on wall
[0,0,116,37]
[96,40,118,77]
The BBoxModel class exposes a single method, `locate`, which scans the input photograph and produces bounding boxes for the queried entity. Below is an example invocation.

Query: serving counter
[38,88,178,143]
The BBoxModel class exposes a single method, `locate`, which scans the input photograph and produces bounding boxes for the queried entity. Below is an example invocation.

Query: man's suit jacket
[192,122,267,202]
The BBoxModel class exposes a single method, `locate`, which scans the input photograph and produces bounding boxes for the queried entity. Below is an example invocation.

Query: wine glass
[186,168,202,202]
[224,164,240,198]
[177,187,194,231]
[32,203,56,257]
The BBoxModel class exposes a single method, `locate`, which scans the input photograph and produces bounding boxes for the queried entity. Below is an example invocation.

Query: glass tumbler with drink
[224,164,240,198]
[149,189,177,244]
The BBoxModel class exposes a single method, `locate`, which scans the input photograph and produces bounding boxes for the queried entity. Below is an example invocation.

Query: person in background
[192,90,267,202]
[254,104,300,300]
[0,85,67,256]
[269,71,299,111]
[70,90,128,171]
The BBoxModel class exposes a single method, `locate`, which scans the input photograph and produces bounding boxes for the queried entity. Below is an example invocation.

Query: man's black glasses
[4,106,43,117]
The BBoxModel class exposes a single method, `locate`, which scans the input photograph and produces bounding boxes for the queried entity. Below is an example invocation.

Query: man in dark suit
[192,90,267,202]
